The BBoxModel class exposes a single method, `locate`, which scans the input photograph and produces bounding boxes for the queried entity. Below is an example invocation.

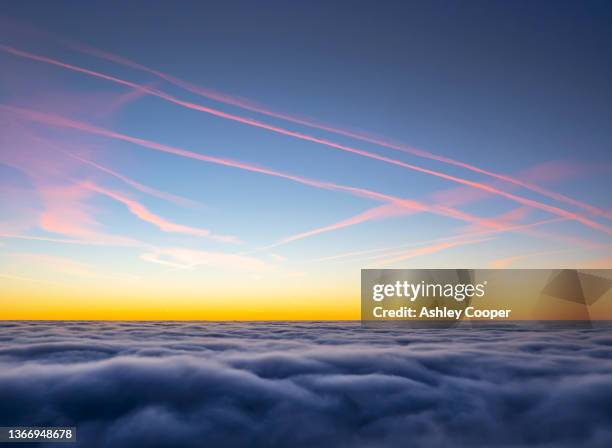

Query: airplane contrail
[8,105,602,265]
[1,104,521,233]
[59,39,611,219]
[66,152,201,208]
[83,183,238,243]
[376,237,496,267]
[260,204,414,250]
[0,233,112,246]
[306,217,565,264]
[1,45,610,235]
[490,243,612,268]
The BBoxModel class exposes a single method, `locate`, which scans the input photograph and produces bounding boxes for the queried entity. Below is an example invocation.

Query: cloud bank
[0,321,611,447]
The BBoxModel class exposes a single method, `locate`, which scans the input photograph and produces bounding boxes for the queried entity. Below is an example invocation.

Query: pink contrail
[491,252,552,269]
[271,199,586,253]
[266,203,413,249]
[60,39,610,219]
[491,243,612,268]
[84,183,237,243]
[367,212,592,267]
[0,104,513,231]
[376,237,496,267]
[1,45,610,234]
[366,222,557,265]
[310,217,565,264]
[0,273,68,287]
[274,204,521,251]
[280,164,579,250]
[103,82,156,115]
[0,233,110,246]
[2,104,605,267]
[66,152,201,208]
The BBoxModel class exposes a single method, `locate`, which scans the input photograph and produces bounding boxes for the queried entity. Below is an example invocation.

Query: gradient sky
[1,1,611,319]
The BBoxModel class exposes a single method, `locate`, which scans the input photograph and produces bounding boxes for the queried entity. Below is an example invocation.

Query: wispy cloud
[268,157,605,250]
[85,183,238,243]
[67,152,201,208]
[36,182,142,247]
[0,272,67,286]
[57,37,611,219]
[376,237,495,267]
[140,247,274,272]
[459,207,531,233]
[1,45,609,234]
[0,233,115,246]
[267,203,412,249]
[101,82,158,116]
[38,183,98,238]
[312,217,565,265]
[0,252,138,282]
[490,243,612,268]
[2,104,522,233]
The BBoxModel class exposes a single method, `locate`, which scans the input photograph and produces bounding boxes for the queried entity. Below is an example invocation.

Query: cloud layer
[0,321,611,447]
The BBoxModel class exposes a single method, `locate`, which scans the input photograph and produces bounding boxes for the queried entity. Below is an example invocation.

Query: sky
[0,1,611,319]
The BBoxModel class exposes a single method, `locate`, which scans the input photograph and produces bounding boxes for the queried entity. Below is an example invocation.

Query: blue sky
[0,1,610,318]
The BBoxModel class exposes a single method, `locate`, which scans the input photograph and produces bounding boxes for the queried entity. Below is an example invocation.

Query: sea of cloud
[0,321,611,447]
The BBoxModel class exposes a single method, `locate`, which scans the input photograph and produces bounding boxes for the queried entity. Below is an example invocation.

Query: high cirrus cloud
[2,43,610,233]
[84,183,238,244]
[0,21,605,219]
[56,37,610,220]
[0,322,611,448]
[140,247,274,272]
